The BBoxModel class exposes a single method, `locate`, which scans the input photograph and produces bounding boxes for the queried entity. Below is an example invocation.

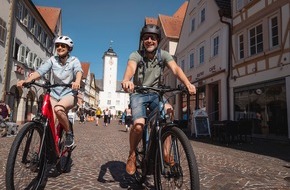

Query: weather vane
[109,40,113,48]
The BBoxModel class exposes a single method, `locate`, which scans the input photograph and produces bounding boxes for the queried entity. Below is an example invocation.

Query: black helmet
[140,24,161,40]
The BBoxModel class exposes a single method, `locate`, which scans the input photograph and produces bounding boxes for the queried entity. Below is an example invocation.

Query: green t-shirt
[129,49,174,87]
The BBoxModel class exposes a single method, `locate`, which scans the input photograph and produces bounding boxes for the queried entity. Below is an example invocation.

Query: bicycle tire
[154,126,200,190]
[56,121,73,173]
[6,122,46,190]
[134,127,147,184]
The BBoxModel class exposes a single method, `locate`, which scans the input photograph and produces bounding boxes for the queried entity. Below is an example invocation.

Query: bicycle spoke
[155,126,200,190]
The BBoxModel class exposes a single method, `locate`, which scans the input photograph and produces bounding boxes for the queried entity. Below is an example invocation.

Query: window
[0,17,6,44]
[236,0,244,11]
[249,24,263,55]
[36,24,42,41]
[26,51,37,68]
[200,8,205,24]
[236,0,254,11]
[17,44,27,63]
[34,57,42,69]
[199,46,205,64]
[28,15,35,34]
[238,34,244,59]
[107,100,111,105]
[21,7,29,26]
[181,60,185,71]
[212,36,219,57]
[16,2,23,20]
[191,18,195,32]
[190,53,194,68]
[270,16,279,48]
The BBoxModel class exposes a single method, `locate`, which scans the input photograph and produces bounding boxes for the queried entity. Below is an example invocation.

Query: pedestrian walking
[104,108,109,127]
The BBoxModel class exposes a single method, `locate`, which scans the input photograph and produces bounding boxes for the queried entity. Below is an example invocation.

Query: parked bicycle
[6,80,75,190]
[134,85,200,189]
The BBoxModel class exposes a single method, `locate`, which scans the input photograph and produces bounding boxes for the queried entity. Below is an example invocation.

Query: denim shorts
[130,93,159,121]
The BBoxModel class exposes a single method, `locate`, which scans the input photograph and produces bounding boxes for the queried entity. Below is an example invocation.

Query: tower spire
[109,40,113,48]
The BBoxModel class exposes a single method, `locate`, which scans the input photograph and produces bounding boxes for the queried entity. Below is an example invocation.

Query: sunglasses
[142,34,158,41]
[55,43,67,48]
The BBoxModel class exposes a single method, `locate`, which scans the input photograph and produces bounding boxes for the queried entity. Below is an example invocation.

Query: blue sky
[32,0,186,81]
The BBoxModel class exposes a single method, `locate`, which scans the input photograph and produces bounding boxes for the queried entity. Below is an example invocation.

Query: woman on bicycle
[121,24,196,175]
[17,35,83,147]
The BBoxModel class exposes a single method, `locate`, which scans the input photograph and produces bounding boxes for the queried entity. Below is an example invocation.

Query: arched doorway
[8,86,20,122]
[25,91,35,121]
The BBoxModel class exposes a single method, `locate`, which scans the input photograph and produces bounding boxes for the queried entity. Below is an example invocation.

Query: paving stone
[0,119,289,189]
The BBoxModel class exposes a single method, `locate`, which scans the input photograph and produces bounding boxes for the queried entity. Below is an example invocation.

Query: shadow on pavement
[190,135,290,162]
[97,160,149,189]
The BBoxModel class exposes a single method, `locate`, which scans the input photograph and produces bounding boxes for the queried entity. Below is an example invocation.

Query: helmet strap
[58,53,69,64]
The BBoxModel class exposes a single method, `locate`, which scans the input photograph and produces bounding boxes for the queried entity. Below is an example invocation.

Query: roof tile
[36,6,61,33]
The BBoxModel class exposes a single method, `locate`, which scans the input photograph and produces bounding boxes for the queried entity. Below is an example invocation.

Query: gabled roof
[159,14,184,39]
[36,6,61,33]
[90,73,96,88]
[159,1,188,39]
[81,62,90,79]
[173,1,188,19]
[215,0,232,18]
[145,17,158,25]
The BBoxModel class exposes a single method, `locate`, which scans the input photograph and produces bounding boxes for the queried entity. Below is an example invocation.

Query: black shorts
[125,115,132,125]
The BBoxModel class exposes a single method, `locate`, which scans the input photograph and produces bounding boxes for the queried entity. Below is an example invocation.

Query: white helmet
[55,35,74,49]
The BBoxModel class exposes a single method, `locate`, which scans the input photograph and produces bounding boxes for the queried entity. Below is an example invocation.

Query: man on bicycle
[17,35,83,147]
[121,24,196,175]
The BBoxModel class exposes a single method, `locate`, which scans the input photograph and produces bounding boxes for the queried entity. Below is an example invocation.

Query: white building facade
[176,0,231,122]
[1,0,59,123]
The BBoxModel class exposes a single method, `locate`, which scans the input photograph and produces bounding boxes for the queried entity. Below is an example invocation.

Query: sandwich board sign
[193,109,210,137]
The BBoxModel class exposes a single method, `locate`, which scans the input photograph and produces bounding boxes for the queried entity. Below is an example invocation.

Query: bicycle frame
[28,81,71,159]
[40,92,62,156]
[141,89,181,176]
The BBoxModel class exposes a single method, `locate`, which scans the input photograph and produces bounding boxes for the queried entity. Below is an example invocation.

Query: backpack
[136,49,165,86]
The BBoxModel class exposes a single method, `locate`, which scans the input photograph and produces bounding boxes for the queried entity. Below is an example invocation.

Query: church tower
[99,44,129,116]
[102,45,117,92]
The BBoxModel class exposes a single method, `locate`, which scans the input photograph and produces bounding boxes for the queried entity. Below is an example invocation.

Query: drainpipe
[2,0,17,101]
[218,9,232,121]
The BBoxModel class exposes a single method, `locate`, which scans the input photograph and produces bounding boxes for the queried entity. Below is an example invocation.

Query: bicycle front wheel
[56,121,73,173]
[154,126,200,190]
[6,122,46,190]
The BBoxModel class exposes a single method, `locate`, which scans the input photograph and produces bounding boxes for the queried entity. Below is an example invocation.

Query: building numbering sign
[193,109,211,137]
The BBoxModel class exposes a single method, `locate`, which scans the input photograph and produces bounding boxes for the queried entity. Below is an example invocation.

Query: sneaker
[65,132,74,147]
[126,154,136,175]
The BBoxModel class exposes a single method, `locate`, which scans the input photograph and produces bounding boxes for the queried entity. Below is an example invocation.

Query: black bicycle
[6,80,75,190]
[134,85,200,189]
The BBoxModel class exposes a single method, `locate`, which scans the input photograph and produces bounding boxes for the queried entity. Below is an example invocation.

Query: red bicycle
[6,80,75,190]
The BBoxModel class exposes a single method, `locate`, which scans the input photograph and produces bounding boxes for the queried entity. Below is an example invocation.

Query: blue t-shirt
[37,55,83,100]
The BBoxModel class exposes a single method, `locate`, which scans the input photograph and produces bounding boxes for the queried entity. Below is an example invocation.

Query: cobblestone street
[1,119,290,189]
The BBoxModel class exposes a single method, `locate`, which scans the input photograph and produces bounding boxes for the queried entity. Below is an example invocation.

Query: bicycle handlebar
[134,85,189,95]
[23,80,72,89]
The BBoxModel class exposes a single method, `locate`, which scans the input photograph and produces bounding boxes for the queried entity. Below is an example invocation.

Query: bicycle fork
[157,125,181,176]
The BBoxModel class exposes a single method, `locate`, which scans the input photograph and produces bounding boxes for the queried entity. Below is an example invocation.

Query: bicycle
[6,80,75,190]
[133,85,200,189]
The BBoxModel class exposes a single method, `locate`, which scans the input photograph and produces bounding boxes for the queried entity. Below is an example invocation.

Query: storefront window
[234,79,287,137]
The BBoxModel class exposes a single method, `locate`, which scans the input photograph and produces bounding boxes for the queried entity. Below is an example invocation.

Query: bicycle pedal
[71,145,77,151]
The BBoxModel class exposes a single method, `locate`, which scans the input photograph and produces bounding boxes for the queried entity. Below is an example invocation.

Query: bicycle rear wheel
[154,126,200,190]
[6,122,46,190]
[56,121,73,173]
